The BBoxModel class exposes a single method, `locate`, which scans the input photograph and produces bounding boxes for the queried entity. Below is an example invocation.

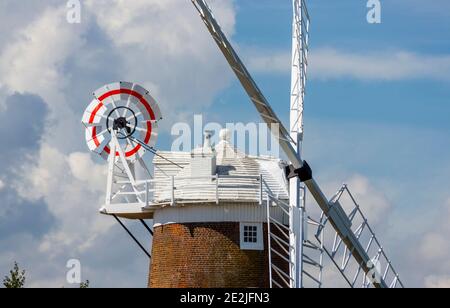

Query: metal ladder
[265,187,323,288]
[266,184,404,288]
[313,185,404,288]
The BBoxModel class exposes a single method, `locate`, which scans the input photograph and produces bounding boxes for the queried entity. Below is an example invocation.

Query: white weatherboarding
[82,1,404,288]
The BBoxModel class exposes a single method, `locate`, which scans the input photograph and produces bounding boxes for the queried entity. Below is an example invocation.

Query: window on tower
[240,223,263,250]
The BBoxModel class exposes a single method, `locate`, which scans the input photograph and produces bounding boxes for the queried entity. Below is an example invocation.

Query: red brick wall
[149,222,271,288]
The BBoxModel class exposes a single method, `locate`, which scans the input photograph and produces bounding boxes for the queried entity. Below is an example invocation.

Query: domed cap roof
[153,131,288,204]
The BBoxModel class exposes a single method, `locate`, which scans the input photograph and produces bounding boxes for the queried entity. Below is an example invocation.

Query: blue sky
[0,0,449,288]
[170,0,450,287]
[205,2,450,207]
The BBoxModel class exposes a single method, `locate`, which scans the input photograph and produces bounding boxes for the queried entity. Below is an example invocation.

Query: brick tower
[147,130,289,288]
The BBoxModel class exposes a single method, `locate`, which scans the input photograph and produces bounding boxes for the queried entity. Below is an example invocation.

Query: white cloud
[85,0,236,126]
[419,233,450,261]
[0,179,4,190]
[301,173,395,288]
[0,1,60,49]
[68,152,107,193]
[301,118,450,287]
[86,0,235,50]
[418,199,450,260]
[424,275,450,288]
[246,48,450,81]
[0,0,237,149]
[413,198,450,287]
[16,144,112,255]
[319,264,349,288]
[306,173,392,225]
[0,5,88,153]
[343,174,391,224]
[0,6,85,104]
[311,49,450,81]
[245,49,290,74]
[0,0,238,287]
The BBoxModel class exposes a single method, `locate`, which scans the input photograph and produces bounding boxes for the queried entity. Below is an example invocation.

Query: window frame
[239,222,264,251]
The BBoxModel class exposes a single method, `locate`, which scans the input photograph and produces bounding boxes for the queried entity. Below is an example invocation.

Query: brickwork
[149,222,272,288]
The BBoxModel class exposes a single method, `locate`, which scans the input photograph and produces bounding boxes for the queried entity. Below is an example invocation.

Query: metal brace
[285,161,313,182]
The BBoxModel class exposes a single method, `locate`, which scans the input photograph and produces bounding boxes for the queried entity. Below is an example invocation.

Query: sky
[0,0,449,288]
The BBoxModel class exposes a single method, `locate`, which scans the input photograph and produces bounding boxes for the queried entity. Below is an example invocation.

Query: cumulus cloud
[410,198,450,287]
[0,4,90,153]
[246,48,450,81]
[0,93,48,171]
[420,233,450,261]
[0,92,54,237]
[0,1,61,48]
[68,152,107,193]
[0,90,59,284]
[343,174,391,224]
[418,199,450,261]
[0,0,236,149]
[301,173,395,288]
[16,144,111,254]
[245,50,290,75]
[84,0,236,127]
[424,275,450,288]
[0,190,55,241]
[306,173,392,226]
[0,0,237,287]
[300,117,450,287]
[0,6,85,104]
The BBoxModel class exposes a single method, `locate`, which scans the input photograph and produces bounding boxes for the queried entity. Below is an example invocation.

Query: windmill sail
[191,0,402,288]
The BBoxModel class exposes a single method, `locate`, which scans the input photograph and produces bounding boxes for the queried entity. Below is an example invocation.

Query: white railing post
[171,176,175,206]
[266,193,273,288]
[105,129,117,205]
[216,174,219,204]
[259,174,263,205]
[145,180,149,207]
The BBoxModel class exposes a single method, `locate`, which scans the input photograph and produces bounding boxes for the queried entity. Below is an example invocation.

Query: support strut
[113,215,151,259]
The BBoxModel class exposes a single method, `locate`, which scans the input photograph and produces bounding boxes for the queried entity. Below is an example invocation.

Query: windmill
[81,1,404,288]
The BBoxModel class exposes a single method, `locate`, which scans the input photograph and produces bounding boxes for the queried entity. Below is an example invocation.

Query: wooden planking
[153,140,289,203]
[153,203,288,226]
